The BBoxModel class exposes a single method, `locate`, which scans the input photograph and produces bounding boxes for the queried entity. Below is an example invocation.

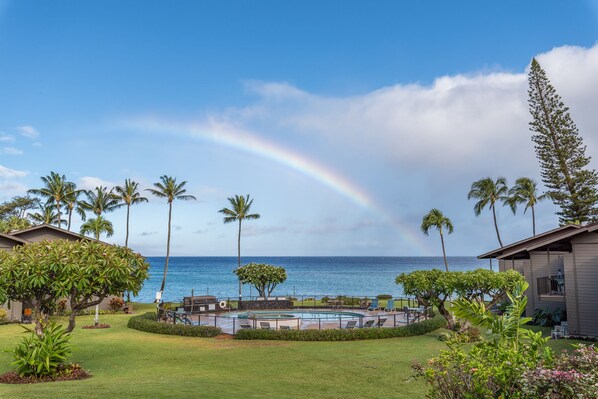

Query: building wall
[0,236,21,252]
[571,232,598,336]
[528,251,567,315]
[12,229,81,243]
[0,301,23,321]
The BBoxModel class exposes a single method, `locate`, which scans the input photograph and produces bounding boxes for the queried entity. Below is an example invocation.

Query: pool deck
[183,309,420,334]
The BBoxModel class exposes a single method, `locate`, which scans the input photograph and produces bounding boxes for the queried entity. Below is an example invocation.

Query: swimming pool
[225,310,365,320]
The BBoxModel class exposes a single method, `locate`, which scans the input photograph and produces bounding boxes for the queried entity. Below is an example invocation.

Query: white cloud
[0,165,28,178]
[78,176,117,190]
[32,141,42,147]
[0,181,28,199]
[1,147,23,155]
[0,133,14,142]
[17,125,40,139]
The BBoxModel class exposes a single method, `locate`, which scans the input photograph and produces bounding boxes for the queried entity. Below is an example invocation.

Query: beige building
[1,224,119,321]
[479,223,598,337]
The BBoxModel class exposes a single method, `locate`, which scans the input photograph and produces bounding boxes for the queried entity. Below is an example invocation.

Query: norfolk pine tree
[528,58,598,224]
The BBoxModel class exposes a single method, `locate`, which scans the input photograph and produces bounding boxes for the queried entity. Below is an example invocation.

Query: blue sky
[1,1,598,256]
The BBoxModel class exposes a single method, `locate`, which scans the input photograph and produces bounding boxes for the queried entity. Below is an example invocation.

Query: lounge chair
[344,320,357,329]
[279,325,291,330]
[259,321,271,330]
[375,318,387,328]
[385,299,396,312]
[362,319,375,328]
[240,322,252,329]
[367,298,380,311]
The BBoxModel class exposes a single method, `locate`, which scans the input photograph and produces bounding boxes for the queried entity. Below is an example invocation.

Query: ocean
[133,256,491,303]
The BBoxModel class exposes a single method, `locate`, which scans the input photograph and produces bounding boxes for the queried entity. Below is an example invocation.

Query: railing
[157,294,424,335]
[537,276,565,297]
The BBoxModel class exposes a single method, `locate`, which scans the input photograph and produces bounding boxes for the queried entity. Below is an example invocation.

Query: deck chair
[279,325,291,330]
[239,322,252,329]
[259,321,271,330]
[375,318,387,328]
[344,320,357,329]
[367,298,380,311]
[362,319,375,328]
[385,299,396,312]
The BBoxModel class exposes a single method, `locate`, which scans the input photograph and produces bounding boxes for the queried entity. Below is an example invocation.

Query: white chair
[551,325,564,339]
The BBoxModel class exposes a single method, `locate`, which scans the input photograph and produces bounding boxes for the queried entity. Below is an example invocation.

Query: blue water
[133,256,490,303]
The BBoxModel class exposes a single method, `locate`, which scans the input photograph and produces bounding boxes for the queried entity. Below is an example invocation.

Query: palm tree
[506,177,548,236]
[421,209,454,272]
[29,203,66,227]
[146,176,196,297]
[115,179,148,247]
[467,177,509,248]
[64,182,87,231]
[80,186,122,217]
[219,194,261,299]
[27,171,68,227]
[80,215,114,240]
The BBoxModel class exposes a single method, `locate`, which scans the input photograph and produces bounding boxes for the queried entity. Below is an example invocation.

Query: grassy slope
[0,305,585,399]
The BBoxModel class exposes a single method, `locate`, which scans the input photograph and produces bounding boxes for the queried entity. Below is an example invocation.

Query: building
[478,223,598,336]
[0,224,119,321]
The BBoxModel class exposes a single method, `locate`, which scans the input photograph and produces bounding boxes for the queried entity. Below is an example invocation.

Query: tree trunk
[125,204,131,248]
[237,219,242,300]
[437,303,454,330]
[492,203,504,247]
[439,229,448,272]
[56,199,61,228]
[33,302,44,336]
[532,205,536,237]
[66,309,78,333]
[159,201,173,295]
[67,208,73,231]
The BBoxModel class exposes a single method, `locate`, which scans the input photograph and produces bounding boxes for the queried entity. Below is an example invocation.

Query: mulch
[81,324,111,329]
[0,365,90,384]
[215,333,234,339]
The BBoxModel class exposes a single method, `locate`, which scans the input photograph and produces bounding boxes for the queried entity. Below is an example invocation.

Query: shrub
[235,314,446,341]
[0,308,7,321]
[109,297,125,311]
[127,312,221,338]
[531,307,565,327]
[376,294,393,300]
[12,322,72,378]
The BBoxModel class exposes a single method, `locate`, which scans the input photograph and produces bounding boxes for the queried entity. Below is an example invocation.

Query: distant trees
[528,58,598,224]
[219,194,261,299]
[467,177,509,247]
[421,209,453,272]
[146,176,196,297]
[115,179,148,248]
[80,215,114,240]
[234,263,287,297]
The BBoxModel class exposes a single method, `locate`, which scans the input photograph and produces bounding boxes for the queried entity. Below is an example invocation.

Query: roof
[9,224,101,243]
[478,223,598,259]
[0,232,30,245]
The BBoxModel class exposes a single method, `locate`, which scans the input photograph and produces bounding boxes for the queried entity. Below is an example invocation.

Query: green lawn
[0,306,586,399]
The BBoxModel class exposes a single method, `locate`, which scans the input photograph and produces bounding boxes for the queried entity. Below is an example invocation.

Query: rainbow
[125,117,431,254]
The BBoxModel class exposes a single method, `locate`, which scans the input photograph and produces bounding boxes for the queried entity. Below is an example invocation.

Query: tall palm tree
[421,209,454,272]
[467,177,509,248]
[64,182,87,231]
[506,177,548,236]
[115,179,148,247]
[80,215,114,240]
[146,176,196,297]
[80,186,122,217]
[27,171,68,227]
[219,194,261,299]
[29,202,67,227]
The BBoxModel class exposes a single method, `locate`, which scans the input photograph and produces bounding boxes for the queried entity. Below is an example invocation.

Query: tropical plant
[114,179,148,247]
[234,262,286,297]
[396,269,457,329]
[12,322,72,378]
[528,58,598,224]
[64,182,87,231]
[467,177,509,247]
[0,240,150,333]
[421,209,453,271]
[506,177,548,236]
[27,171,69,227]
[219,194,260,299]
[146,176,196,297]
[80,186,122,217]
[0,215,32,233]
[80,215,114,239]
[453,269,525,310]
[28,202,66,227]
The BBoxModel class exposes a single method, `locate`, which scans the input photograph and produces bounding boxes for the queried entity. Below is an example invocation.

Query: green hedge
[235,314,447,341]
[127,312,222,337]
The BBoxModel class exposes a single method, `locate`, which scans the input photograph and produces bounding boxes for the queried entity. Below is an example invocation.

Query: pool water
[226,311,364,320]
